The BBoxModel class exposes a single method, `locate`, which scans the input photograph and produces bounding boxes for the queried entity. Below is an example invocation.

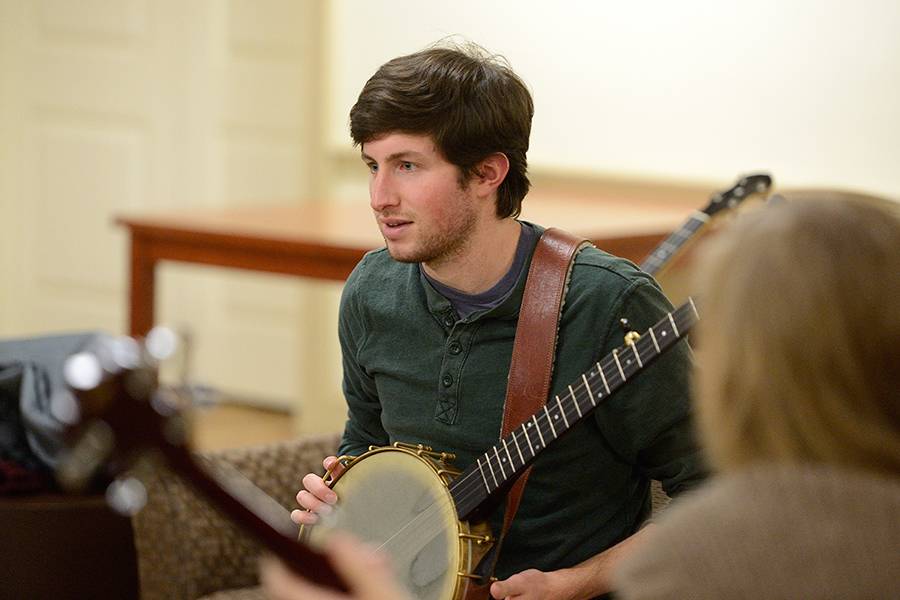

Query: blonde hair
[692,192,900,477]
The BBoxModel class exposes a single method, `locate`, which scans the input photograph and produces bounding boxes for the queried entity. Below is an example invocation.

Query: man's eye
[367,163,378,174]
[400,162,414,171]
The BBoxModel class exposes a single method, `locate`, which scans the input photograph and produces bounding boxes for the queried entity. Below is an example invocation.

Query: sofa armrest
[132,431,341,600]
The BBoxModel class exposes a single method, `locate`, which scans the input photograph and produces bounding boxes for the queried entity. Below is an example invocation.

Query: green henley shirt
[337,221,706,579]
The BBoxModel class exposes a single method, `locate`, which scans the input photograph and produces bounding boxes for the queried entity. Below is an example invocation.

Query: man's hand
[490,569,578,600]
[489,524,657,599]
[291,456,344,526]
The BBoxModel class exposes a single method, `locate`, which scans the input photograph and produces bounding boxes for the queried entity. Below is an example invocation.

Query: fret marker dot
[626,359,632,365]
[661,331,667,336]
[527,422,532,427]
[554,414,559,420]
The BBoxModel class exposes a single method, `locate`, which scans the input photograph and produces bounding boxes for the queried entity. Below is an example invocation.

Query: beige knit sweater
[613,464,900,599]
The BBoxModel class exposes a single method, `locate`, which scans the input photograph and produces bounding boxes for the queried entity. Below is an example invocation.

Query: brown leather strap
[502,228,591,436]
[466,228,589,598]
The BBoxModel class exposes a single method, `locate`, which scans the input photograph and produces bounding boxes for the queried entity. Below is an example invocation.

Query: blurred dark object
[0,492,139,600]
[0,332,104,494]
[0,332,139,599]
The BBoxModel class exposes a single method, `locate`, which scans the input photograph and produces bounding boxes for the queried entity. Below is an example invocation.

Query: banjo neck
[638,172,772,276]
[450,298,699,521]
[638,211,710,276]
[57,335,350,593]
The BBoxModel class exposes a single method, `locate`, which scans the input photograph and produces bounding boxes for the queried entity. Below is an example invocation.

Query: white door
[0,0,344,428]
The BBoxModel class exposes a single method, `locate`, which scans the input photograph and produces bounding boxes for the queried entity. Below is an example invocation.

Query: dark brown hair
[350,42,534,219]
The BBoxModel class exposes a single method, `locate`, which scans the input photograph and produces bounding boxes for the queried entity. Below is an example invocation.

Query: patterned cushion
[132,432,341,600]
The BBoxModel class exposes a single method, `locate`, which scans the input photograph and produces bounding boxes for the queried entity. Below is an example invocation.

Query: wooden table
[117,194,698,336]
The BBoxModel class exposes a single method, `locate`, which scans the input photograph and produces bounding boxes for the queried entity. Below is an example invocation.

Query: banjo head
[303,446,464,600]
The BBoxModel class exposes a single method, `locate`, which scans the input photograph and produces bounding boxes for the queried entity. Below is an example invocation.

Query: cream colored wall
[326,0,900,198]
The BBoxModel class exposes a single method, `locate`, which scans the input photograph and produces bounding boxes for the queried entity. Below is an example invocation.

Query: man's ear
[473,153,510,196]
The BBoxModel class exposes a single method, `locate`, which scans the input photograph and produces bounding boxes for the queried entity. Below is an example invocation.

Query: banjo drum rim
[298,443,493,600]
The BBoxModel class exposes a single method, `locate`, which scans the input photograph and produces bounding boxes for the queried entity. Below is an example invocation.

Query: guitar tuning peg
[108,336,141,371]
[64,352,104,391]
[106,476,148,516]
[145,326,179,362]
[619,318,642,346]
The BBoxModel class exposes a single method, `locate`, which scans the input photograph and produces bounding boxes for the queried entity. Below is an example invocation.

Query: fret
[450,297,701,522]
[640,212,709,274]
[613,350,627,381]
[502,438,516,471]
[630,343,643,367]
[523,421,536,455]
[484,451,499,489]
[658,322,671,340]
[511,430,525,465]
[582,374,596,406]
[668,312,679,337]
[556,395,570,428]
[476,457,491,492]
[493,447,507,479]
[648,327,660,353]
[570,384,583,417]
[597,363,611,394]
[532,415,546,449]
[544,406,558,438]
[659,240,678,253]
[685,213,709,230]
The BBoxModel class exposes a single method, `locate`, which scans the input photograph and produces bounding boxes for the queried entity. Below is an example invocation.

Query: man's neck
[422,217,522,294]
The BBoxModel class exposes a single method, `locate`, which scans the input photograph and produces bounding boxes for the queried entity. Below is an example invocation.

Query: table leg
[128,234,156,337]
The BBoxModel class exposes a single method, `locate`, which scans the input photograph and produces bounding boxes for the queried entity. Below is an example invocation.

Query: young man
[292,43,705,599]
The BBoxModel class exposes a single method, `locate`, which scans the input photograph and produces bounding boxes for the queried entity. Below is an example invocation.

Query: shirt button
[442,374,453,387]
[448,341,462,355]
[442,313,455,327]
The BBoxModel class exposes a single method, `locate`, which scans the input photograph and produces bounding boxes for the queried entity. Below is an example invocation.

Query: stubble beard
[384,192,479,268]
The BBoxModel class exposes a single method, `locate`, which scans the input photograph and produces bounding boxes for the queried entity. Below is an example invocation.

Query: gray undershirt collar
[421,222,537,319]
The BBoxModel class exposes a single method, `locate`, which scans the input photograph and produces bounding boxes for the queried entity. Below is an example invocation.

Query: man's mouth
[378,217,413,240]
[382,218,412,228]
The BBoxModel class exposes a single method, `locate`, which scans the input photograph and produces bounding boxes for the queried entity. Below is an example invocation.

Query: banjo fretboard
[450,298,699,520]
[638,212,709,275]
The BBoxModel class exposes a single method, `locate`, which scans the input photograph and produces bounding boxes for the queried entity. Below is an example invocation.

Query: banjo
[639,172,772,276]
[56,298,697,599]
[300,298,700,599]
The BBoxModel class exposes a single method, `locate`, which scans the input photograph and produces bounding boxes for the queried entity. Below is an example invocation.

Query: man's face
[361,132,481,267]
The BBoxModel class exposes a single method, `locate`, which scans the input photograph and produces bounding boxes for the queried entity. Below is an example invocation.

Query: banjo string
[347,362,627,564]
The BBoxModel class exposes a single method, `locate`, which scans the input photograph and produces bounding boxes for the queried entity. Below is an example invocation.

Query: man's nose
[370,173,398,211]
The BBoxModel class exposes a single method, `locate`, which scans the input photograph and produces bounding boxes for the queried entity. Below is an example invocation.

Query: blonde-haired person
[261,193,900,600]
[613,193,900,599]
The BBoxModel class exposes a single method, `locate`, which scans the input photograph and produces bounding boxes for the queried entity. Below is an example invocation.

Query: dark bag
[0,332,104,493]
